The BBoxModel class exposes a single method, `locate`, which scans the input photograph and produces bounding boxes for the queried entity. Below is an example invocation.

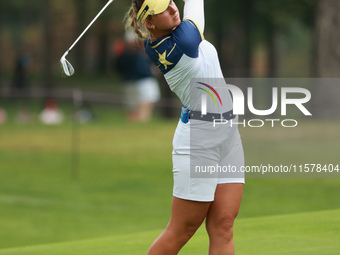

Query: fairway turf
[0,103,339,252]
[0,209,339,255]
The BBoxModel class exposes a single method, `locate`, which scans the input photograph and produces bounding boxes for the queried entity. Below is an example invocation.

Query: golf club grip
[68,0,114,52]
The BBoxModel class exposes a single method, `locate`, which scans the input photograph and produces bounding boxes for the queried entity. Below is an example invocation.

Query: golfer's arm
[183,0,205,33]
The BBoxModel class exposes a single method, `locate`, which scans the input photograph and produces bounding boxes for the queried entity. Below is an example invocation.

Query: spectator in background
[113,30,161,122]
[12,46,32,94]
[39,99,64,125]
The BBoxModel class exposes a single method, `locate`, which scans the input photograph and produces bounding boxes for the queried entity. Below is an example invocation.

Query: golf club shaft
[67,0,114,53]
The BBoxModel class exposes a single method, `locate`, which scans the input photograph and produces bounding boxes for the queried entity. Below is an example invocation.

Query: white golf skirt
[172,118,245,202]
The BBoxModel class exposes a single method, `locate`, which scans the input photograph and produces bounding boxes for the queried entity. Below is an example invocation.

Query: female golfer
[125,0,245,254]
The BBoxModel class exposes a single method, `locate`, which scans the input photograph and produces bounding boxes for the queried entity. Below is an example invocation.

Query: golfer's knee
[172,222,201,246]
[207,217,234,242]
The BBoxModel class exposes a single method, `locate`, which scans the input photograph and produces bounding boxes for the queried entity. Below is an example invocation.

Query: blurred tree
[74,0,87,74]
[206,0,250,77]
[1,1,41,44]
[255,0,315,77]
[96,0,111,74]
[241,0,253,78]
[205,0,315,78]
[315,0,340,76]
[312,0,340,118]
[43,0,53,92]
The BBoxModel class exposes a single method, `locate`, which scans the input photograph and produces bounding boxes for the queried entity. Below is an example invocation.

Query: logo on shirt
[155,50,173,70]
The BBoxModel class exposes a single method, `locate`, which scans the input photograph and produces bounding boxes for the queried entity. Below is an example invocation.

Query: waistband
[190,110,235,122]
[180,107,235,123]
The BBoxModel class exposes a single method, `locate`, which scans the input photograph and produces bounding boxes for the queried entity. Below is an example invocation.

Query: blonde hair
[124,0,153,40]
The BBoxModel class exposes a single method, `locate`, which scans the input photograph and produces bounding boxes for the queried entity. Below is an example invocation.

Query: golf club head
[60,53,75,76]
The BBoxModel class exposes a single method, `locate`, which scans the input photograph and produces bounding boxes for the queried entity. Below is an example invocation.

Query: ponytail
[124,1,152,40]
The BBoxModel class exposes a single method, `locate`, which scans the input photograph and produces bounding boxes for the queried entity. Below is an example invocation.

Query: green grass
[0,102,340,253]
[0,209,339,255]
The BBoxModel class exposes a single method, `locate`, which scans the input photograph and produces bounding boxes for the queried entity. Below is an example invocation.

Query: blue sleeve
[144,19,205,74]
[172,19,204,58]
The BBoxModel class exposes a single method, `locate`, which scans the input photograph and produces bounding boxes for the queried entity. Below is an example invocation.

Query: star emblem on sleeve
[155,50,173,70]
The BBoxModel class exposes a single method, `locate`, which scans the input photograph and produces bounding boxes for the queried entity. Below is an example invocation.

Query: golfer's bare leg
[205,183,243,255]
[147,196,211,255]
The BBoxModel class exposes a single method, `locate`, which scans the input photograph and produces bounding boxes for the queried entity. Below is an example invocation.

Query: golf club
[60,0,114,76]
